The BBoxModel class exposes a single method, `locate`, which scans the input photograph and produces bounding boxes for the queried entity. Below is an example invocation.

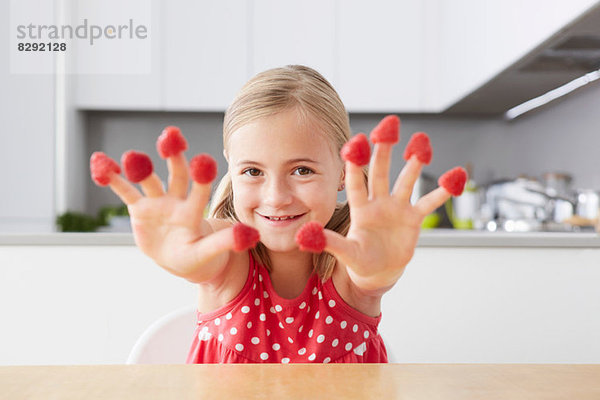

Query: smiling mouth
[259,213,305,221]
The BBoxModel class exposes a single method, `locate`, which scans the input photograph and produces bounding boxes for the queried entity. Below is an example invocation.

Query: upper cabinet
[163,0,249,111]
[337,1,429,112]
[69,0,600,113]
[71,0,162,110]
[251,0,337,87]
[433,0,600,111]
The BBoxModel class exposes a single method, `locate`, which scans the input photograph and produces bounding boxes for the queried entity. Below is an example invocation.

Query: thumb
[323,229,360,270]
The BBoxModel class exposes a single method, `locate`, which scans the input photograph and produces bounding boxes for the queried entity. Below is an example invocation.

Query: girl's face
[227,108,343,252]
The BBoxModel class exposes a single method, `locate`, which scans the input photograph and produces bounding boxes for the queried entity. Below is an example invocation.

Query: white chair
[126,306,198,364]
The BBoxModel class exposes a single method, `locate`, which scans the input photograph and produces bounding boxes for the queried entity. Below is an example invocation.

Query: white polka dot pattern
[188,255,385,364]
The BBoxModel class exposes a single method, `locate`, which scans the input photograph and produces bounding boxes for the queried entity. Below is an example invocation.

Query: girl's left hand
[324,123,455,295]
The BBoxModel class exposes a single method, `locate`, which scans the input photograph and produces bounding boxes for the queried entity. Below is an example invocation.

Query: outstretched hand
[308,116,466,295]
[89,127,258,283]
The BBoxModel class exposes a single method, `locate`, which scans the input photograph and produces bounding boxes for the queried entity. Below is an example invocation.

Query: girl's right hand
[92,136,243,283]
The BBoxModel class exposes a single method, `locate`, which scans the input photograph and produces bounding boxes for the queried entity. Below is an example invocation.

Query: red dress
[186,251,388,363]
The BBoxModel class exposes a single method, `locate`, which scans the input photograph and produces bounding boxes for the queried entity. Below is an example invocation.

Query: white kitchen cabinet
[71,0,162,110]
[251,0,337,87]
[163,0,249,111]
[337,1,431,113]
[433,0,600,110]
[1,242,598,364]
[68,0,599,112]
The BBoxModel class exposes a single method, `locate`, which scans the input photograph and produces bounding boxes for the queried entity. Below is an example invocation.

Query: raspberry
[190,154,218,184]
[90,152,121,186]
[295,221,326,253]
[438,167,468,196]
[121,151,153,183]
[370,115,400,144]
[340,133,370,166]
[403,132,432,164]
[156,126,188,158]
[232,222,260,252]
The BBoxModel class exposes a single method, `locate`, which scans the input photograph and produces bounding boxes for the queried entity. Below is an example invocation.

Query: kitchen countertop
[1,364,599,399]
[0,230,598,247]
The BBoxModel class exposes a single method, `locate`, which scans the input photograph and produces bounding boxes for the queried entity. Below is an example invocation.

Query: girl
[93,65,460,363]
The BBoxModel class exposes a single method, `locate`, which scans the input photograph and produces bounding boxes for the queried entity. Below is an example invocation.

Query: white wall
[0,1,56,232]
[1,244,598,365]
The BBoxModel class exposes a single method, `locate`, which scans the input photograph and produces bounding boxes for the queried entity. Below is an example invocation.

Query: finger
[391,156,423,203]
[367,143,393,199]
[414,187,451,216]
[345,162,368,208]
[184,154,219,223]
[167,153,190,199]
[173,225,251,282]
[108,174,143,205]
[139,173,166,198]
[322,229,360,272]
[185,181,213,223]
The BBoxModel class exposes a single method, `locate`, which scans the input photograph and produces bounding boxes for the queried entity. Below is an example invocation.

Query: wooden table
[1,364,599,399]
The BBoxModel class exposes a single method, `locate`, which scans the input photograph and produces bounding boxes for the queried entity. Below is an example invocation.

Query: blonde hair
[209,65,364,281]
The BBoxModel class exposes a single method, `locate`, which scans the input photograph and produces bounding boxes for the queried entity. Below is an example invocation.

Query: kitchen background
[1,0,600,367]
[2,0,600,233]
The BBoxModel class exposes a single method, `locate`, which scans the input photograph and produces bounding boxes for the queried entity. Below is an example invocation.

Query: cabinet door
[71,0,161,109]
[163,0,249,111]
[338,1,428,112]
[435,0,600,110]
[251,0,337,88]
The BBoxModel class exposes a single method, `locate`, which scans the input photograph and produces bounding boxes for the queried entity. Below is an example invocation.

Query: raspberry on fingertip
[438,167,468,196]
[190,154,218,184]
[121,151,154,183]
[295,221,326,253]
[370,115,400,144]
[233,223,260,252]
[157,126,188,158]
[90,152,121,186]
[403,132,432,165]
[340,133,371,166]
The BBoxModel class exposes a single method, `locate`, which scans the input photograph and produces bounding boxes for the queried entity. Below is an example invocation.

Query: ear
[223,149,229,162]
[338,169,346,191]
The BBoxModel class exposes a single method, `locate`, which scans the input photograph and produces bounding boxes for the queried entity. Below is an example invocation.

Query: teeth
[268,216,295,221]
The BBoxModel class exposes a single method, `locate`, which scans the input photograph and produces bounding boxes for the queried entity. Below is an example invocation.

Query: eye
[243,168,262,177]
[294,167,314,176]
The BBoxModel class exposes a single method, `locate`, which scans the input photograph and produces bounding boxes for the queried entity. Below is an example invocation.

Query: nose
[262,176,293,209]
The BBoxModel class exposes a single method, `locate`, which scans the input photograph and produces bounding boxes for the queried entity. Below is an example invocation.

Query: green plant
[56,212,102,232]
[97,204,129,226]
[56,205,129,232]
